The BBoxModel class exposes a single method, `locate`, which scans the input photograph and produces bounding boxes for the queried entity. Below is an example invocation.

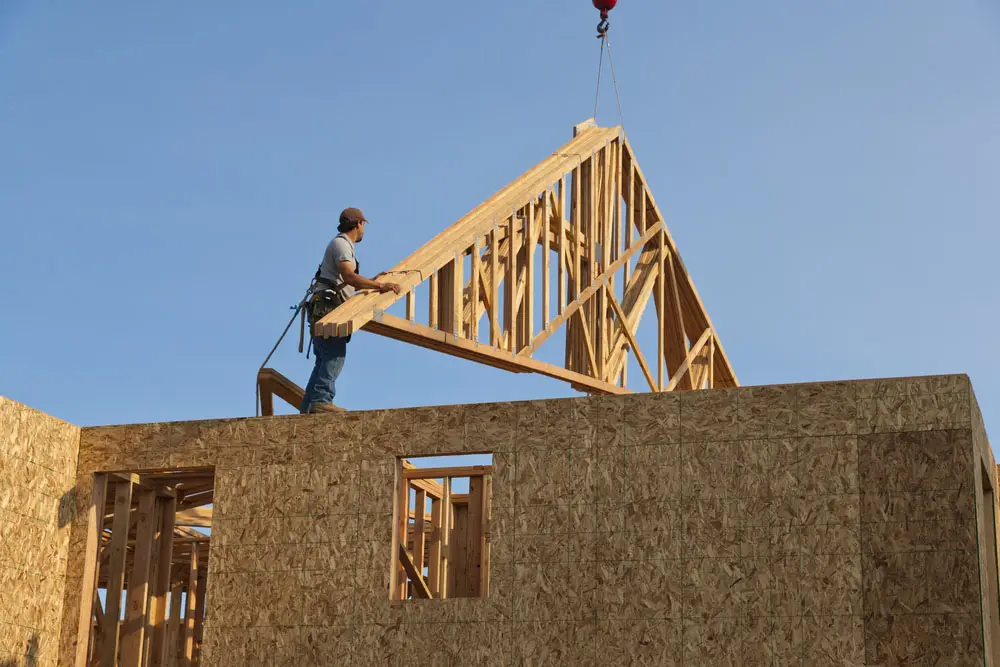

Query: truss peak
[315,122,736,395]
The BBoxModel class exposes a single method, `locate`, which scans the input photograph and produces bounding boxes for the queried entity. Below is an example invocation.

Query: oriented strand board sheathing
[0,374,990,666]
[0,396,80,667]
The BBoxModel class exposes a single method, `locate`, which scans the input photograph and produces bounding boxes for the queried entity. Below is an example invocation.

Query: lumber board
[257,367,304,417]
[557,177,566,315]
[481,476,492,598]
[174,506,211,528]
[166,577,183,667]
[364,312,628,395]
[429,272,439,330]
[182,546,199,667]
[192,573,207,661]
[441,479,452,599]
[75,474,108,667]
[465,476,485,599]
[413,489,427,591]
[470,238,481,340]
[427,497,443,598]
[525,199,535,344]
[656,230,665,390]
[102,479,134,667]
[505,215,517,351]
[448,501,469,597]
[664,328,713,392]
[148,497,176,667]
[119,488,157,667]
[489,226,499,346]
[403,465,493,481]
[398,543,432,599]
[605,284,656,391]
[453,250,463,337]
[542,188,550,328]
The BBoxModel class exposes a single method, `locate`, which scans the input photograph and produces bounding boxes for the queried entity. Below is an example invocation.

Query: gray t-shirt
[317,234,357,299]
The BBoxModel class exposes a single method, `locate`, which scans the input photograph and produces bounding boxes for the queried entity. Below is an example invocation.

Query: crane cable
[593,25,627,136]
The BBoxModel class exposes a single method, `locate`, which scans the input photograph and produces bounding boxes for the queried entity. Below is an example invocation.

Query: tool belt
[305,259,358,341]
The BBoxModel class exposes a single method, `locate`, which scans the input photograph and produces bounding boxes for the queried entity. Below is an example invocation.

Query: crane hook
[593,0,617,37]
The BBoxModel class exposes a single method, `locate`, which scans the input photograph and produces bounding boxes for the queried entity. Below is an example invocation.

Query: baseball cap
[339,207,367,226]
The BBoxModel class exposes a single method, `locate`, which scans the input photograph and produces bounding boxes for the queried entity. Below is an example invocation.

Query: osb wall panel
[0,397,80,667]
[60,374,996,666]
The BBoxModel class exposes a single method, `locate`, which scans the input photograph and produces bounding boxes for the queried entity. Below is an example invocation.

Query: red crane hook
[593,0,617,37]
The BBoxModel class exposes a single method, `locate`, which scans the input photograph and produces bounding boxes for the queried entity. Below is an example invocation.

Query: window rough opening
[390,454,493,600]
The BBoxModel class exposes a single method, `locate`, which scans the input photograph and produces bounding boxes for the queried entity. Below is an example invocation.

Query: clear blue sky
[2,2,997,447]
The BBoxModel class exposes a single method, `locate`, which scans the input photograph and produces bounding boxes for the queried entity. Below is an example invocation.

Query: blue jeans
[299,336,348,413]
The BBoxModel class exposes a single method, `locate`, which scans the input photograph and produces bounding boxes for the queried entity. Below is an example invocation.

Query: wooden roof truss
[314,120,736,394]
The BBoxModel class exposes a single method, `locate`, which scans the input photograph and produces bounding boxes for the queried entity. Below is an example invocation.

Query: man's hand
[378,282,402,295]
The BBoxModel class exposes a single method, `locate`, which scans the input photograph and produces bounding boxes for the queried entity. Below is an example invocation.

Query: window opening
[391,454,493,600]
[76,468,215,666]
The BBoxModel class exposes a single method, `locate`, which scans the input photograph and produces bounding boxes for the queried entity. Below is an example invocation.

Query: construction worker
[300,207,400,413]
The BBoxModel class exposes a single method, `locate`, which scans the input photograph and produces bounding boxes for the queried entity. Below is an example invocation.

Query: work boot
[308,402,346,414]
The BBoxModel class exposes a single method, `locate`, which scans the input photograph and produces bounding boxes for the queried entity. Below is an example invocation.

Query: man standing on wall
[300,207,400,414]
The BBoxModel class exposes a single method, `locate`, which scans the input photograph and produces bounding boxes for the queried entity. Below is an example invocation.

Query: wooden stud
[192,572,207,662]
[413,489,427,584]
[466,476,485,598]
[75,474,108,667]
[572,167,582,301]
[505,214,517,352]
[395,471,410,599]
[481,475,492,598]
[428,497,443,597]
[558,177,566,315]
[449,499,469,596]
[625,163,633,290]
[524,201,535,345]
[120,488,158,667]
[181,546,198,667]
[657,231,665,390]
[389,458,403,600]
[166,576,183,667]
[470,239,481,341]
[166,577,183,667]
[440,478,452,600]
[543,188,551,328]
[490,225,500,347]
[708,333,715,389]
[145,498,164,664]
[148,497,176,667]
[429,271,439,330]
[102,478,135,667]
[406,290,415,322]
[453,251,463,338]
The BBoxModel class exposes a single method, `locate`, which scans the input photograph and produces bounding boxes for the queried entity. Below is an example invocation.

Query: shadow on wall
[0,634,38,667]
[58,486,77,528]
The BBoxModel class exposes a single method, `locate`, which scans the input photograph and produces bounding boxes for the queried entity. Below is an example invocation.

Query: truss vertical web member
[304,120,735,397]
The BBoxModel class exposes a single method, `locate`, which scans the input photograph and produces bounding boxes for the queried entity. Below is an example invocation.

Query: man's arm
[339,260,401,294]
